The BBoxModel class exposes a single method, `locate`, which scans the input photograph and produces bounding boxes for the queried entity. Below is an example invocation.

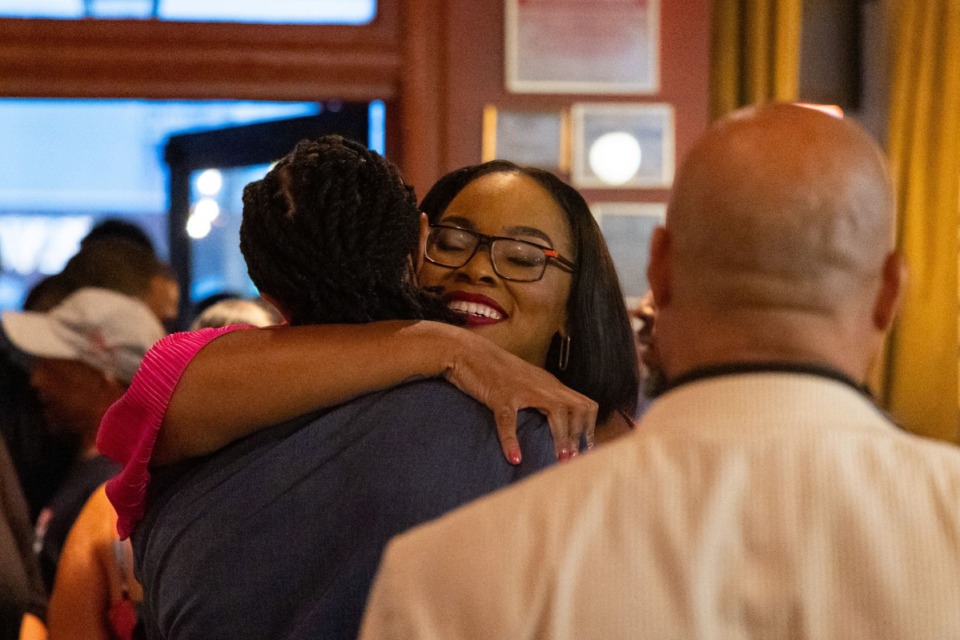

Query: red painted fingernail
[558,449,571,462]
[508,448,522,465]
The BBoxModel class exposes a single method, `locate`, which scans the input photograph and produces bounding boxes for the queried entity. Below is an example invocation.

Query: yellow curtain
[711,0,803,119]
[882,0,960,441]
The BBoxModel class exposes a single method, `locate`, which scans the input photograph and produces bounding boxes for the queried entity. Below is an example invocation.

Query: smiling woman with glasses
[416,161,637,415]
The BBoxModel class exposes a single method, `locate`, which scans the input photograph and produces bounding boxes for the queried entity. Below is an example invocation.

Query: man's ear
[415,212,429,273]
[647,226,672,308]
[873,251,906,332]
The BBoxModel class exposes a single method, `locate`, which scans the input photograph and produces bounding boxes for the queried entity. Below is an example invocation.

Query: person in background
[0,230,169,640]
[21,276,71,316]
[142,264,178,335]
[60,239,179,333]
[189,291,243,319]
[42,486,141,640]
[41,299,278,640]
[1,280,74,528]
[629,290,663,421]
[78,218,177,328]
[189,297,280,331]
[358,103,960,639]
[1,288,165,594]
[80,219,156,257]
[0,437,45,640]
[2,239,176,524]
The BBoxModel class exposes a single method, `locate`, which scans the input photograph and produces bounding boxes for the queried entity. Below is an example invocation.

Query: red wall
[437,0,712,204]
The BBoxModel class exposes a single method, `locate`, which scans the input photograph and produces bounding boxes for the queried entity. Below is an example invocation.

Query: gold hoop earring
[558,334,571,371]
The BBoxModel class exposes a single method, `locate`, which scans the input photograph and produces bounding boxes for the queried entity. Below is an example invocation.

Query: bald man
[358,104,960,639]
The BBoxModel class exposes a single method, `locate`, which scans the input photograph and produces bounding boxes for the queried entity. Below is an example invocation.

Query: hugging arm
[156,320,596,466]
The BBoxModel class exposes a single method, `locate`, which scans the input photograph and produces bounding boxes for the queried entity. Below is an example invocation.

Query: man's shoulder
[869,426,960,489]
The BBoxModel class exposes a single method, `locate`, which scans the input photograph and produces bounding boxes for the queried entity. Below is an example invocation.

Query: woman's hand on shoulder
[438,326,598,464]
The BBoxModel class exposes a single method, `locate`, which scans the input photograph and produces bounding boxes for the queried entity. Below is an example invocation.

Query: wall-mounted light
[186,215,211,239]
[186,197,220,239]
[192,198,220,223]
[196,168,223,196]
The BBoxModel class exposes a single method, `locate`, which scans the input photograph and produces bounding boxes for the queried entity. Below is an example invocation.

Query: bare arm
[156,320,596,466]
[46,488,113,640]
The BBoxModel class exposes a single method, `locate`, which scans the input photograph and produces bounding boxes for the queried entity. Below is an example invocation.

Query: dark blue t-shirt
[133,379,554,640]
[37,454,120,593]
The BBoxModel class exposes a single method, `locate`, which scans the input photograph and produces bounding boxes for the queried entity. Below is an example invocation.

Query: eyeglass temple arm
[543,249,576,271]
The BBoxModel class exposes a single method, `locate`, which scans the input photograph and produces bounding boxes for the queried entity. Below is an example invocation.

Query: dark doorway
[164,102,373,327]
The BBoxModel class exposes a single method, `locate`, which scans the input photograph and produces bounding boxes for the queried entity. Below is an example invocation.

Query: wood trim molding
[0,7,401,100]
[398,0,446,192]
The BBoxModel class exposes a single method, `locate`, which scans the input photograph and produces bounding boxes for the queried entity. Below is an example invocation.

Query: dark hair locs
[420,160,639,423]
[239,135,456,326]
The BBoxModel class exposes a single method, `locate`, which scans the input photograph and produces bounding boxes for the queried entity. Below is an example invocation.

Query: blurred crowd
[0,219,277,640]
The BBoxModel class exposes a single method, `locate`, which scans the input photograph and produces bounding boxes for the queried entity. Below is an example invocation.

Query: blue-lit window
[0,99,323,310]
[0,0,376,24]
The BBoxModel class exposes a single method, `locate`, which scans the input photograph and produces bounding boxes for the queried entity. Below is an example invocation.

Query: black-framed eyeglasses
[425,224,576,283]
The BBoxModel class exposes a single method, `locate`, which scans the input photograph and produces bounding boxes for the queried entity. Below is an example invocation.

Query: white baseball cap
[1,287,165,384]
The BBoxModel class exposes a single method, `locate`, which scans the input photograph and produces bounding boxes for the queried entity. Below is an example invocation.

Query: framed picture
[591,202,665,301]
[481,105,569,172]
[505,0,660,94]
[571,102,674,189]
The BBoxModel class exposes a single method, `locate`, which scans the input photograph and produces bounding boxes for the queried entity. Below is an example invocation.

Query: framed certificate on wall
[505,0,660,94]
[590,201,665,300]
[571,102,674,189]
[481,105,570,172]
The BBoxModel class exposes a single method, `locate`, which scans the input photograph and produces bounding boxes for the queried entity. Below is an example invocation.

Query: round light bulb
[196,169,223,196]
[192,198,220,223]
[186,214,212,239]
[588,132,642,186]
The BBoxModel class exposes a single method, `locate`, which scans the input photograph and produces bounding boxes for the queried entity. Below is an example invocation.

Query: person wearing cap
[40,301,276,640]
[2,237,177,527]
[0,287,165,593]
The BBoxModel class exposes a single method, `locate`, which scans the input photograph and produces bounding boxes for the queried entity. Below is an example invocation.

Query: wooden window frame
[0,4,400,101]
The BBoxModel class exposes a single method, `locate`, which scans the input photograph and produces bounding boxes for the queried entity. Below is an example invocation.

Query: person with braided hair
[103,136,586,640]
[237,137,455,327]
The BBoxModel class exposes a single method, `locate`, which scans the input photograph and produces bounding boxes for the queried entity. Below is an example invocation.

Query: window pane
[0,0,83,19]
[188,164,270,302]
[161,0,376,24]
[0,0,377,24]
[0,99,322,310]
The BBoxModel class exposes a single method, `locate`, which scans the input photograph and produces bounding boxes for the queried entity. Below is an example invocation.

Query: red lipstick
[442,291,508,327]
